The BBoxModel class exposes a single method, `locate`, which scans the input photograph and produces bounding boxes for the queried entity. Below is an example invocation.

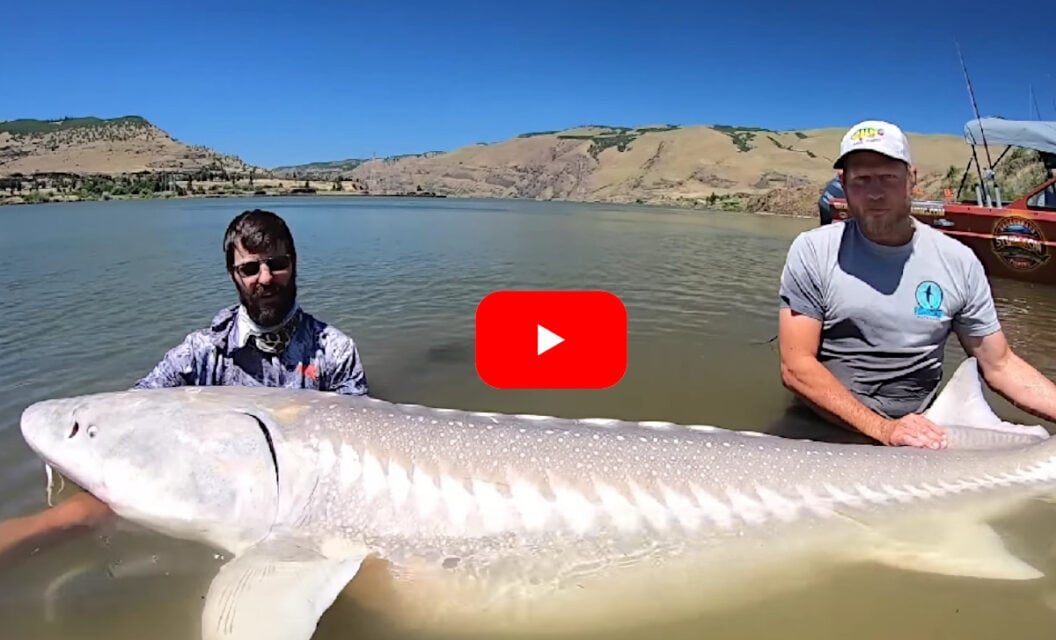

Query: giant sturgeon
[17,357,1056,639]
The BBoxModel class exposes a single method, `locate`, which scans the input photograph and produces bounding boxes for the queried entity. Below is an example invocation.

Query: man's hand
[47,492,112,531]
[0,492,111,565]
[879,414,948,449]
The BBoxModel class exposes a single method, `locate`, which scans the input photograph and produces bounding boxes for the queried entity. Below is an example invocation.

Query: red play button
[475,290,627,389]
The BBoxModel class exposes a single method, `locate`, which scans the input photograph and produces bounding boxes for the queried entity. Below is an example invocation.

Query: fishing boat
[829,118,1056,285]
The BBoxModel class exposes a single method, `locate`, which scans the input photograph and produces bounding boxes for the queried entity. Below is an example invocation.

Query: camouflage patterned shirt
[132,305,368,395]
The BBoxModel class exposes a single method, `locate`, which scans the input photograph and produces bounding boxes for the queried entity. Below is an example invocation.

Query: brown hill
[6,116,1025,217]
[321,123,976,213]
[0,116,260,176]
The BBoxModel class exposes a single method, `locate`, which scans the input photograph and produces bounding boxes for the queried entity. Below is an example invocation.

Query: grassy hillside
[0,115,260,176]
[315,122,976,215]
[0,116,150,136]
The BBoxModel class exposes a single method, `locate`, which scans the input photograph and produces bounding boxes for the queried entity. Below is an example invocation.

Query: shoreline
[0,187,445,206]
[0,186,819,219]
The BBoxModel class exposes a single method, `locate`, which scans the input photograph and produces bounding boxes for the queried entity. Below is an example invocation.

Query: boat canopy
[964,118,1056,154]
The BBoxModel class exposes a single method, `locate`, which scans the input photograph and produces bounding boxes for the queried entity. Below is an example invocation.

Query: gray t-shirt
[778,217,1000,418]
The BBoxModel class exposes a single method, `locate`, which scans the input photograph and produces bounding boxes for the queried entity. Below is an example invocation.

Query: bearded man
[777,120,1056,449]
[1,209,369,563]
[134,208,368,395]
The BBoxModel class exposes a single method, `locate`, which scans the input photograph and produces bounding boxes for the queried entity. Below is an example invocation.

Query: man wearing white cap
[777,120,1056,448]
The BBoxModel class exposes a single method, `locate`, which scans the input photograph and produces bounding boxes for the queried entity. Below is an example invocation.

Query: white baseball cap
[833,120,912,169]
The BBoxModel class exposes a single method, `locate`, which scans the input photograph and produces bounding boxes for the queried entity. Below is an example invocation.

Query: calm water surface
[2,196,1056,639]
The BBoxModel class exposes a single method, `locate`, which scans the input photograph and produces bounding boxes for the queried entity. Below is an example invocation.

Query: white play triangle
[537,324,564,356]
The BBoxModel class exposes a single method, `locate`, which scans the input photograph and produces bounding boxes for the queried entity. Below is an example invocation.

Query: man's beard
[851,202,913,243]
[238,278,297,328]
[857,211,906,237]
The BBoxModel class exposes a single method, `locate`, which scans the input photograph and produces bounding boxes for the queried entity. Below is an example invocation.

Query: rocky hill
[0,116,260,176]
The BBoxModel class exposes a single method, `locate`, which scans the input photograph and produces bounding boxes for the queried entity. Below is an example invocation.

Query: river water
[1,196,1055,639]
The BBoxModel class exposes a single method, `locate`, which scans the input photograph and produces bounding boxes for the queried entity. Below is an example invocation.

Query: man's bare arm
[960,330,1056,425]
[0,493,112,567]
[778,308,947,448]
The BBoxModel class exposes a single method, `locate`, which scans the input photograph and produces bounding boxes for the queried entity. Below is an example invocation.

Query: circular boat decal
[992,216,1050,272]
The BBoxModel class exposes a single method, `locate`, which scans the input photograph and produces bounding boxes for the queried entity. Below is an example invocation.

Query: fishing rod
[956,41,993,204]
[1030,84,1043,120]
[955,155,975,202]
[1050,73,1056,117]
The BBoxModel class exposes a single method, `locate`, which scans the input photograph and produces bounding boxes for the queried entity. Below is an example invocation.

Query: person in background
[818,174,844,225]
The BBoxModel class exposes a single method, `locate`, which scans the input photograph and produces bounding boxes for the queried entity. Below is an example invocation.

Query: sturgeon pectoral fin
[924,357,1050,448]
[202,538,367,640]
[866,518,1043,581]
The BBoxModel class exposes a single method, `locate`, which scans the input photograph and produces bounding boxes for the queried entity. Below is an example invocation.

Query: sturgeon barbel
[18,357,1056,639]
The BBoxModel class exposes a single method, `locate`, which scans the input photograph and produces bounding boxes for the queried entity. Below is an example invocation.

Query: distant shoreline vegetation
[0,177,800,217]
[0,170,819,219]
[0,171,447,206]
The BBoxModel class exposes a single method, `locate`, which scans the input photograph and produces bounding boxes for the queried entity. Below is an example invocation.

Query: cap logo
[850,126,885,142]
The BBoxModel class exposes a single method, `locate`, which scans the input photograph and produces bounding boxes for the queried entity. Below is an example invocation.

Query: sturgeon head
[20,387,283,554]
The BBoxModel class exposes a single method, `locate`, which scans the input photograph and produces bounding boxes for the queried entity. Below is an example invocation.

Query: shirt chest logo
[914,280,945,320]
[294,363,319,380]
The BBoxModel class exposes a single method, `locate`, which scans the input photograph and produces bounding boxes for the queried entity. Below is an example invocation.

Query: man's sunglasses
[232,255,292,278]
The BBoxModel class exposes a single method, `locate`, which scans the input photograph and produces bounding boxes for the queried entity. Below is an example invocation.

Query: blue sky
[2,0,1053,167]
